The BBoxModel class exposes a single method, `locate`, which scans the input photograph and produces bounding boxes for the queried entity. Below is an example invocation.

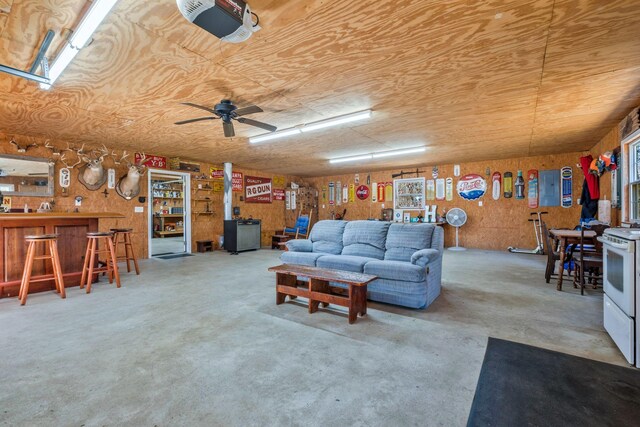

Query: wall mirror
[0,154,54,197]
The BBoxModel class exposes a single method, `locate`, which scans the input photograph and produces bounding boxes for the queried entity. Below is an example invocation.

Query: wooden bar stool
[110,228,140,275]
[80,232,121,293]
[19,234,65,306]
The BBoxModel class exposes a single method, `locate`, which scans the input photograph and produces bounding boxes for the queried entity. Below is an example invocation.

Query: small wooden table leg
[557,237,567,291]
[309,278,330,314]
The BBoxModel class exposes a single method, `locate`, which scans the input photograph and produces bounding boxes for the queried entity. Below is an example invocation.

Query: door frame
[147,169,192,256]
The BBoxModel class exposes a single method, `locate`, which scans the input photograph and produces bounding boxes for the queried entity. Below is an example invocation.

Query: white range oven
[601,227,640,366]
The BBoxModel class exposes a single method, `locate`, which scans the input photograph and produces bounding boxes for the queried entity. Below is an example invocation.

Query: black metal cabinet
[224,219,261,254]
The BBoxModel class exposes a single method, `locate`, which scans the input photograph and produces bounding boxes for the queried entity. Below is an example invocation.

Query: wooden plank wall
[307,152,588,251]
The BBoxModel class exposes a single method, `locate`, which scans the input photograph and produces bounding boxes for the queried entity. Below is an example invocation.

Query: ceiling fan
[175,99,277,138]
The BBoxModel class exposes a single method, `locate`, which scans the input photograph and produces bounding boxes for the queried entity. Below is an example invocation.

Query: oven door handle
[599,236,634,252]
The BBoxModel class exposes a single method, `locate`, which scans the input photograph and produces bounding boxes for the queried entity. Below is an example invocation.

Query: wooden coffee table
[268,264,377,324]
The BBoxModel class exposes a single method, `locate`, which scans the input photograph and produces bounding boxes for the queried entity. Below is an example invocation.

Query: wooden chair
[282,208,313,239]
[573,225,607,294]
[541,221,561,283]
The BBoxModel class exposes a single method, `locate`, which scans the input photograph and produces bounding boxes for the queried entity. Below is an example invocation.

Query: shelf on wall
[193,178,216,182]
[193,211,214,219]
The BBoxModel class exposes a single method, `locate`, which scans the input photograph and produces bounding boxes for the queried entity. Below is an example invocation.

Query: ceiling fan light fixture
[249,128,301,144]
[330,147,427,164]
[301,110,372,133]
[40,0,119,90]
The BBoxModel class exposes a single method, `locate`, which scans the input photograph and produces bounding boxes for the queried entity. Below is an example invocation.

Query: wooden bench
[268,264,377,324]
[196,240,213,253]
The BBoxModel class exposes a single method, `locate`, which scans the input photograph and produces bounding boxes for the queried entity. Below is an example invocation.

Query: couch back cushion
[340,221,390,260]
[310,220,347,254]
[384,223,435,262]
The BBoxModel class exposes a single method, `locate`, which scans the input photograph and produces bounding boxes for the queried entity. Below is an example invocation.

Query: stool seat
[87,232,114,237]
[110,228,133,233]
[25,233,59,240]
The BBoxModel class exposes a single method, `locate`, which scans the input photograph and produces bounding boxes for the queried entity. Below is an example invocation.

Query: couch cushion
[309,220,347,255]
[280,251,326,267]
[340,221,390,260]
[384,223,435,262]
[316,255,377,273]
[364,260,426,282]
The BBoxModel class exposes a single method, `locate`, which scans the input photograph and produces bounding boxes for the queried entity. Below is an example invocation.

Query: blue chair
[283,209,313,239]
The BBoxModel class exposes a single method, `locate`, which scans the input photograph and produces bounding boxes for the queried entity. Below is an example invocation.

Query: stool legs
[82,235,120,294]
[19,237,65,306]
[49,239,66,299]
[113,231,140,275]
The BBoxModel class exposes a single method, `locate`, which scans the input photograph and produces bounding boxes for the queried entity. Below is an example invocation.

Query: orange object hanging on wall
[377,183,385,202]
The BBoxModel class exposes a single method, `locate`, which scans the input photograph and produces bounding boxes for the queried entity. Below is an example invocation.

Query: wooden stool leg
[122,234,132,273]
[19,241,36,304]
[126,233,140,275]
[107,236,121,288]
[80,238,92,289]
[50,240,66,299]
[86,238,97,294]
[105,239,114,284]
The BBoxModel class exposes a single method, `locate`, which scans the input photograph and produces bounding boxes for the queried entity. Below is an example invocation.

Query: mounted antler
[9,138,38,153]
[78,145,108,189]
[44,140,67,156]
[117,152,147,199]
[60,152,82,169]
[111,149,130,166]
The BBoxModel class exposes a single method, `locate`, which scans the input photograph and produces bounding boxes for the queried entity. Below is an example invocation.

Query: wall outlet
[134,206,144,213]
[478,201,483,206]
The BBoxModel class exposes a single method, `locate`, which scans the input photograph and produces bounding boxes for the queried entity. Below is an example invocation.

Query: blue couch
[281,220,444,309]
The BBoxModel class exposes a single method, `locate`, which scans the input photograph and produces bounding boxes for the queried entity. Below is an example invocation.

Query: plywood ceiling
[0,0,639,176]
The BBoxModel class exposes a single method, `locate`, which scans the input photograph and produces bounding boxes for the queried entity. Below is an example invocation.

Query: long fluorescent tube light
[250,128,301,144]
[301,110,372,133]
[329,147,427,164]
[329,154,373,164]
[372,147,427,158]
[249,109,372,144]
[40,0,119,90]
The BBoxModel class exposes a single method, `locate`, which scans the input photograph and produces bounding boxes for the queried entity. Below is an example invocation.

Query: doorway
[148,170,191,256]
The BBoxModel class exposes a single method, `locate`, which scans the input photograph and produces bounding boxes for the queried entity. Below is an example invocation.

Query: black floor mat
[467,337,640,427]
[154,253,195,260]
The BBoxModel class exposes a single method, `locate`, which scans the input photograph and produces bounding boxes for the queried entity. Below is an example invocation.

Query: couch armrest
[285,239,313,252]
[411,248,440,268]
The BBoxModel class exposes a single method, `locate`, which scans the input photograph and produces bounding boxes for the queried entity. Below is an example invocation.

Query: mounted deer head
[78,145,109,189]
[9,138,37,153]
[116,153,147,200]
[111,149,130,166]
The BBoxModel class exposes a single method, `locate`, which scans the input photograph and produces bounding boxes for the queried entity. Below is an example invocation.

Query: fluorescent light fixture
[329,147,427,164]
[40,0,119,90]
[329,154,373,164]
[249,128,301,144]
[249,109,372,143]
[372,147,427,158]
[301,110,371,133]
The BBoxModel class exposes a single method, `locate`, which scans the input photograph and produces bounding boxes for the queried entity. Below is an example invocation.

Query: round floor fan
[446,208,467,251]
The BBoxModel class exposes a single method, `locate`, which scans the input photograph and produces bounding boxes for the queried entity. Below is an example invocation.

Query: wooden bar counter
[0,212,125,298]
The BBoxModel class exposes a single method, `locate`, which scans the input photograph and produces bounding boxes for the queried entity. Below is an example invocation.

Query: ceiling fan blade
[223,121,235,137]
[234,105,263,116]
[180,102,217,115]
[236,117,277,132]
[174,117,217,125]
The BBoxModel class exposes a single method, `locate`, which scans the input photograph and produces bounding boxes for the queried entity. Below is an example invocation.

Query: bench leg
[276,273,297,305]
[309,278,330,314]
[348,285,367,324]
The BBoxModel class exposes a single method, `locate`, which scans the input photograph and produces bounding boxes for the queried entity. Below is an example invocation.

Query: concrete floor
[151,236,186,255]
[0,249,625,426]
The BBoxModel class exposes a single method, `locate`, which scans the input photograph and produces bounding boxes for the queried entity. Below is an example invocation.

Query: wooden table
[268,264,377,324]
[0,212,125,298]
[549,229,596,291]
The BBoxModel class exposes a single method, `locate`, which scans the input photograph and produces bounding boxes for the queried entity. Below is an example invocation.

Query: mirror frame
[0,154,54,197]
